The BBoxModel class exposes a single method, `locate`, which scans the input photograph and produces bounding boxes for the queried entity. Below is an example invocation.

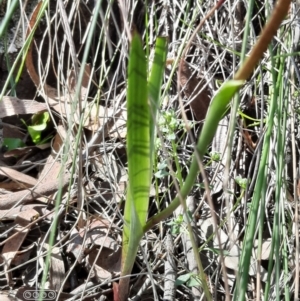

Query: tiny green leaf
[154,169,169,178]
[22,112,50,144]
[157,161,168,170]
[175,273,192,286]
[2,138,26,151]
[187,275,201,287]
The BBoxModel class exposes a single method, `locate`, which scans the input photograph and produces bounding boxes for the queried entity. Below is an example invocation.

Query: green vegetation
[0,0,296,300]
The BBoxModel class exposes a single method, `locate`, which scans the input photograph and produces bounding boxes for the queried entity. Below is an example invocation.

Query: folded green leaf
[122,31,150,276]
[119,33,167,301]
[22,112,50,144]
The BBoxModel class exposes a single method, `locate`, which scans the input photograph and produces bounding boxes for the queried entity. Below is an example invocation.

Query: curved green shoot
[148,37,168,167]
[144,80,244,231]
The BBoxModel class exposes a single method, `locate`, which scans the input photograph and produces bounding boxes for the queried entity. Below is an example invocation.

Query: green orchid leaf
[119,32,167,299]
[121,31,150,277]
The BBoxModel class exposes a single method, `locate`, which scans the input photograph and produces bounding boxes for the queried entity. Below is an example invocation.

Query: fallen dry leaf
[3,143,50,158]
[0,182,33,191]
[0,204,48,220]
[66,228,85,263]
[199,216,268,282]
[0,96,47,118]
[2,123,25,141]
[67,217,120,260]
[87,247,121,281]
[0,175,70,209]
[253,238,272,260]
[11,244,33,266]
[42,244,65,291]
[85,218,120,250]
[2,209,39,286]
[37,127,67,206]
[67,217,121,280]
[68,64,91,101]
[0,166,37,187]
[88,252,112,280]
[108,108,127,139]
[179,60,211,121]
